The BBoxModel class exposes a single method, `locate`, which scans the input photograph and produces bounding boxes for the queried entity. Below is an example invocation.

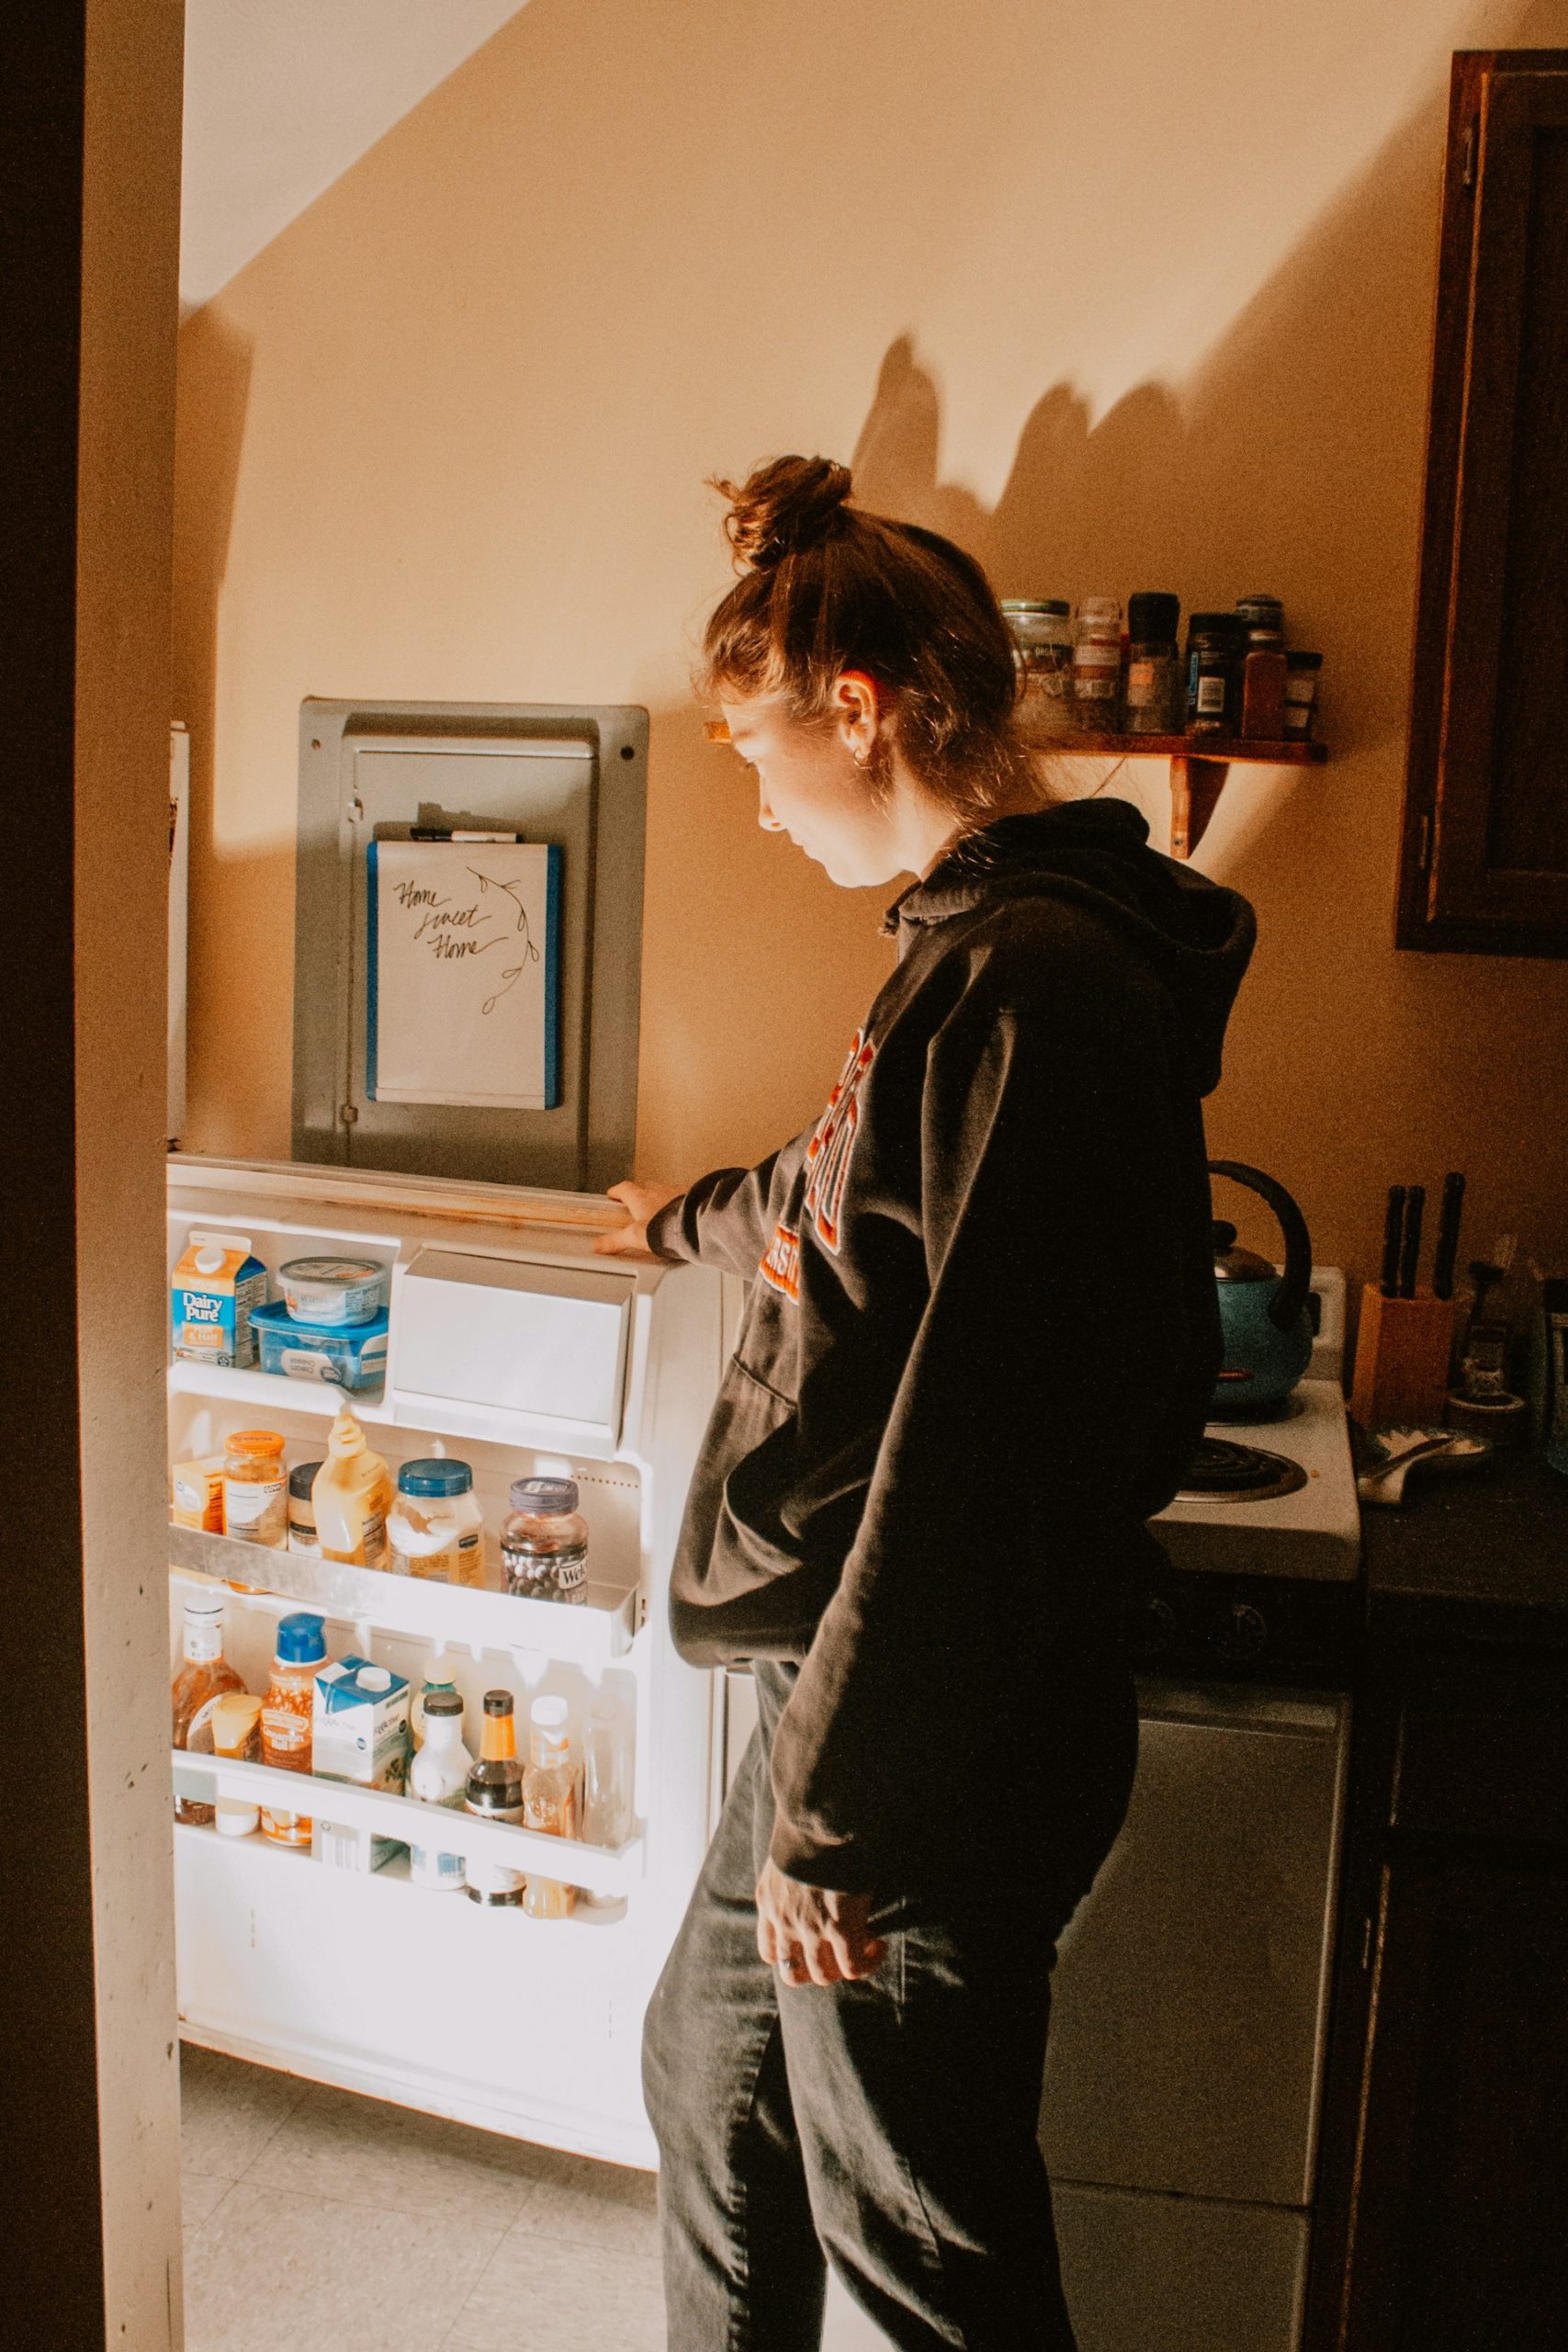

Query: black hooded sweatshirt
[649,799,1257,1893]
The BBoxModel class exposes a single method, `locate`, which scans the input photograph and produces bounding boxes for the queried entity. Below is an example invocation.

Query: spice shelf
[1024,730,1328,858]
[170,1750,641,1897]
[170,1525,643,1663]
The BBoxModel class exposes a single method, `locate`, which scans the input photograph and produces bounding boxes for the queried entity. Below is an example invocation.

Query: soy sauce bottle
[464,1690,525,1906]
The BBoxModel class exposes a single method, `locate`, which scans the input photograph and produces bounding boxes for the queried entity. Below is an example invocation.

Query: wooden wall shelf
[1025,731,1328,858]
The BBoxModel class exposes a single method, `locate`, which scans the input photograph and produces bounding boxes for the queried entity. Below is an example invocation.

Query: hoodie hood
[884,798,1256,1097]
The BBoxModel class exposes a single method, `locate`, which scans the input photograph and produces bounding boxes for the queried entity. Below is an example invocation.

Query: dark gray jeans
[642,1661,1136,2350]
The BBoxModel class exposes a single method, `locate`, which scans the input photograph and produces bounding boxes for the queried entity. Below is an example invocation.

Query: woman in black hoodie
[598,457,1256,2352]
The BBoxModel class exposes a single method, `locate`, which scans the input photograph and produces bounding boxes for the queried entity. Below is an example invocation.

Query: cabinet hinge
[340,1102,359,1126]
[1461,120,1477,190]
[1417,811,1432,870]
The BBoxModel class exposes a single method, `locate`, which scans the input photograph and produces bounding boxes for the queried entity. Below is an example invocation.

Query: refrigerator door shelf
[168,1357,393,1424]
[170,1535,642,1664]
[171,1751,641,1898]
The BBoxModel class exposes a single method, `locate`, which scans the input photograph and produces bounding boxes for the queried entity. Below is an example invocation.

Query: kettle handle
[1207,1160,1314,1334]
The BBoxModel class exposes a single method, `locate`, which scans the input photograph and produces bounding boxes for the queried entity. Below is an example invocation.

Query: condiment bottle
[311,1403,392,1570]
[389,1458,485,1586]
[1124,593,1183,735]
[409,1690,473,1893]
[172,1593,247,1826]
[287,1460,323,1555]
[1184,612,1247,734]
[410,1659,458,1751]
[209,1691,265,1838]
[522,1696,578,1920]
[501,1477,588,1604]
[1071,596,1124,727]
[465,1690,526,1906]
[259,1611,329,1848]
[222,1430,288,1549]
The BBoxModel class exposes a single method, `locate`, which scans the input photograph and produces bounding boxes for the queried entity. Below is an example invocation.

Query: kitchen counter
[1360,1448,1568,1644]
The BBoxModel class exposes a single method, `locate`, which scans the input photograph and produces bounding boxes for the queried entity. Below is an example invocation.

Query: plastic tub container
[277,1255,389,1328]
[251,1298,389,1392]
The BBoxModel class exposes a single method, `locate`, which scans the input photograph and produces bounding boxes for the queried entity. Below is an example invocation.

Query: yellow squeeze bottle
[311,1402,393,1570]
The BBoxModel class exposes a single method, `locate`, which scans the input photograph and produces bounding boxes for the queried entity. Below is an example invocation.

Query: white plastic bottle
[408,1690,472,1893]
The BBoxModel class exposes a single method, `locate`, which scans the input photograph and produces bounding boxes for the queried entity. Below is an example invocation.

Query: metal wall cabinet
[293,698,648,1189]
[1397,51,1568,955]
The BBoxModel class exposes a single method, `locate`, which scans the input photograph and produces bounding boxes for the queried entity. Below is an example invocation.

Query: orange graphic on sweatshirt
[802,1029,875,1255]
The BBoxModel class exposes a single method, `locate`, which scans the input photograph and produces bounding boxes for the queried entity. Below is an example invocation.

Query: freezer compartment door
[1040,1685,1348,2207]
[393,1249,632,1452]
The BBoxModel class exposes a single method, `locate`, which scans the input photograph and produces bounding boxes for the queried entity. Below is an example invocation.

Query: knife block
[1351,1284,1457,1428]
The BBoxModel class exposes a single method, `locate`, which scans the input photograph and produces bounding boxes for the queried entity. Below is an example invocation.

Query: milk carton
[310,1657,412,1872]
[171,1229,268,1369]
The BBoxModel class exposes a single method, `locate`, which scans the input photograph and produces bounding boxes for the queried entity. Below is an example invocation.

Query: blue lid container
[276,1612,326,1664]
[398,1458,473,1498]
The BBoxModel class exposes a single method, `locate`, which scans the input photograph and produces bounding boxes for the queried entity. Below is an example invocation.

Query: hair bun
[714,455,853,570]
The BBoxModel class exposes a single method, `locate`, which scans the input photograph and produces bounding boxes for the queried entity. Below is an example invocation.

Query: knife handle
[1381,1186,1405,1297]
[1398,1184,1426,1297]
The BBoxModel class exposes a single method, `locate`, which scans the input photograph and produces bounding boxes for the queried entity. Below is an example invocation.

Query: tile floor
[179,2042,667,2351]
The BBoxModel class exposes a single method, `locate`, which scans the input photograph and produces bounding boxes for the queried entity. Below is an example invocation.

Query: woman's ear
[832,670,882,765]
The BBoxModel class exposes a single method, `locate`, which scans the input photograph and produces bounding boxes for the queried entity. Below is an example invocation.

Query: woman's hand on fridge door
[755,1857,887,1987]
[594,1179,686,1261]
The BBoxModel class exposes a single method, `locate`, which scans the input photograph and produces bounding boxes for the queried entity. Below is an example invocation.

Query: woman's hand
[755,1857,887,1987]
[593,1179,685,1260]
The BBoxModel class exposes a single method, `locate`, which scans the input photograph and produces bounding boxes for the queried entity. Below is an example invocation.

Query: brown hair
[700,455,1048,825]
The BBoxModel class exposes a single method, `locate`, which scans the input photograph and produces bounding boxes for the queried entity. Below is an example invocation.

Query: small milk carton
[171,1229,268,1369]
[310,1657,412,1872]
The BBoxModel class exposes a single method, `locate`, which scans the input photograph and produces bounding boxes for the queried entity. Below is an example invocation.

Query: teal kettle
[1208,1160,1314,1419]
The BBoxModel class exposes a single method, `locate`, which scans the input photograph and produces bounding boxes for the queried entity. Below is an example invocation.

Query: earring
[852,746,870,770]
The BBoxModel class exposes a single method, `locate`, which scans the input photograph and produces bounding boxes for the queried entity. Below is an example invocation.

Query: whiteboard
[366,839,561,1109]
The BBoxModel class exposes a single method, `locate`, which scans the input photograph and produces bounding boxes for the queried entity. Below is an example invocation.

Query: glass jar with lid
[1071,597,1124,728]
[999,599,1074,733]
[501,1476,589,1605]
[1124,593,1184,735]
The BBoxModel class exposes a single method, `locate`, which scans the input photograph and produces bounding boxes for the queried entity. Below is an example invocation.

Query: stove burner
[1177,1437,1309,1505]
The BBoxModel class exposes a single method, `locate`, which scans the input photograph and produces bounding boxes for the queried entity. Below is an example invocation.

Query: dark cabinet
[1397,51,1568,955]
[1310,1652,1568,2346]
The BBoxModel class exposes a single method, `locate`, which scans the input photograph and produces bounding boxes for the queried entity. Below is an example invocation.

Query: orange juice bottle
[311,1402,392,1569]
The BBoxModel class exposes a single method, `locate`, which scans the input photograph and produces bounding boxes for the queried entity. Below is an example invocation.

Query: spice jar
[1284,650,1322,738]
[1235,594,1286,650]
[1124,594,1183,735]
[1071,597,1124,727]
[1184,613,1247,734]
[1000,600,1074,732]
[287,1460,322,1555]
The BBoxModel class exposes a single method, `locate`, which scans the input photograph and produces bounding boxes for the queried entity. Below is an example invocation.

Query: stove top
[1154,1378,1362,1583]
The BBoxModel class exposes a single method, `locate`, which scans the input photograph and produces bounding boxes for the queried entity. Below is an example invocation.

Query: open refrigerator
[166,1154,735,2168]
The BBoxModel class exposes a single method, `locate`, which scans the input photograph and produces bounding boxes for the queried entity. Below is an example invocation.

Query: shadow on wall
[827,68,1568,1299]
[171,307,276,1158]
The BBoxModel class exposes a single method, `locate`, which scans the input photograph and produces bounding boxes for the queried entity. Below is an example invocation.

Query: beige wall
[174,0,1568,1317]
[81,0,186,2338]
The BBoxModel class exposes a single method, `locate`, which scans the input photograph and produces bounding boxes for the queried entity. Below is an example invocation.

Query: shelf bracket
[1168,753,1229,860]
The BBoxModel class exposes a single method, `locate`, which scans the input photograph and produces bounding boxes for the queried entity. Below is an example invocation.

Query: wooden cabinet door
[1397,52,1568,954]
[1338,1853,1568,2347]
